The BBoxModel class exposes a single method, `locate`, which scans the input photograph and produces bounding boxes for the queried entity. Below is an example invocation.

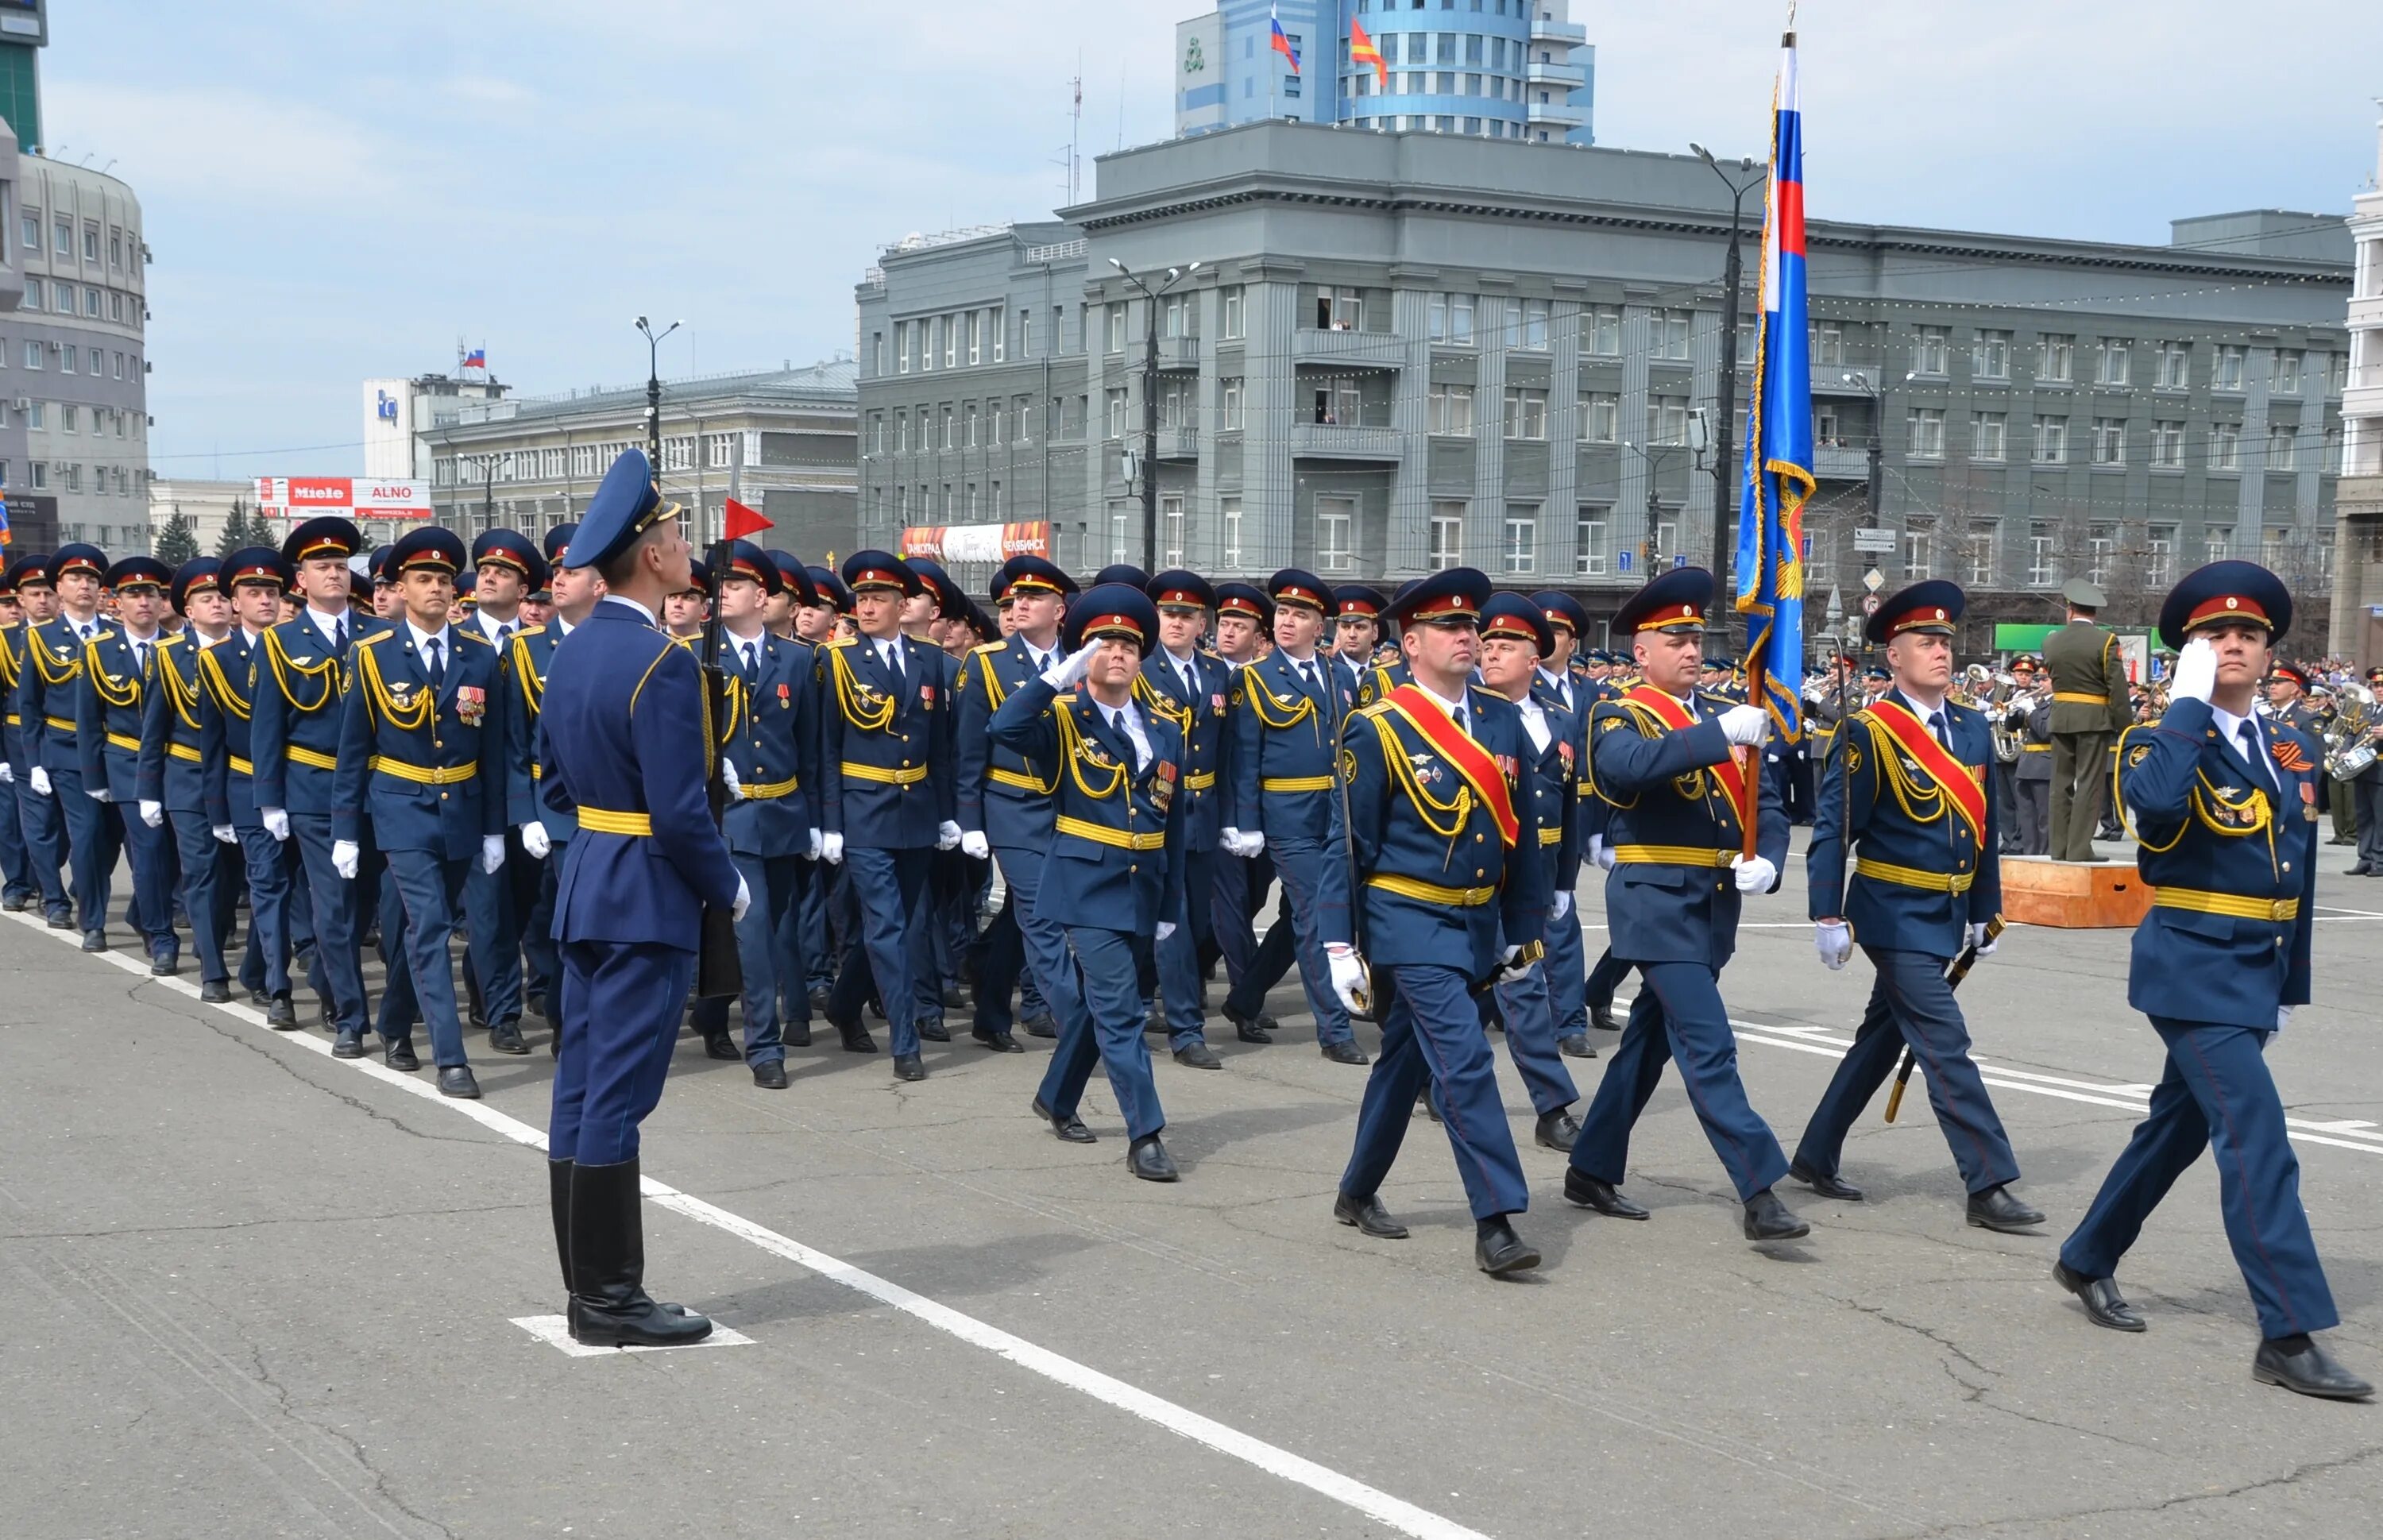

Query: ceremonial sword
[1883,915,2006,1122]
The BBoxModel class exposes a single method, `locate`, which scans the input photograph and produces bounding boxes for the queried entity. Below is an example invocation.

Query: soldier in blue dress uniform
[501,521,590,1053]
[1207,581,1289,1044]
[458,527,553,1052]
[1792,581,2041,1232]
[539,448,744,1349]
[1563,567,1809,1243]
[998,583,1186,1179]
[1530,590,1598,1060]
[2055,562,2370,1400]
[1226,569,1364,1063]
[19,543,118,947]
[1329,585,1386,699]
[798,563,857,1021]
[5,554,74,924]
[138,559,241,999]
[1320,569,1548,1274]
[1141,569,1238,1069]
[898,554,970,1041]
[0,559,40,913]
[199,549,299,1023]
[820,550,961,1081]
[331,527,508,1098]
[75,555,180,968]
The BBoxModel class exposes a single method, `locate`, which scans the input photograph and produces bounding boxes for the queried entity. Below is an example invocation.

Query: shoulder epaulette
[825,635,856,649]
[513,623,548,640]
[970,640,1008,658]
[456,629,494,647]
[1354,699,1395,720]
[354,629,395,645]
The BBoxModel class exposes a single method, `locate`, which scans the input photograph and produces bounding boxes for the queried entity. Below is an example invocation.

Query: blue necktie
[425,636,445,689]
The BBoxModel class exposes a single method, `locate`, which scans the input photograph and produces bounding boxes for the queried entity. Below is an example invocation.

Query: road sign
[1617,550,1633,574]
[1673,553,1687,569]
[1862,566,1885,592]
[1852,527,1896,554]
[1861,594,1881,616]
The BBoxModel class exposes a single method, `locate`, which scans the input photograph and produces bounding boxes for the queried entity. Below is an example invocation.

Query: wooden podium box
[1999,856,2154,928]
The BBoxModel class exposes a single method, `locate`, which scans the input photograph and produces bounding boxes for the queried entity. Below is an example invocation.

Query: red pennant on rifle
[724,497,772,539]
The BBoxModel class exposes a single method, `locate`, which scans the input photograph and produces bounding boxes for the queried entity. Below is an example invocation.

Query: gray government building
[855,120,2350,650]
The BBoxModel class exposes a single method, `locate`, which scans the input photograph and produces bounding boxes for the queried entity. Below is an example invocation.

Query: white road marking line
[512,1315,755,1357]
[1,909,1494,1540]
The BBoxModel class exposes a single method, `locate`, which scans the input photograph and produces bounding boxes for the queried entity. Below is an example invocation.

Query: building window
[110,230,123,268]
[1502,386,1547,439]
[2149,420,2184,469]
[1105,388,1128,438]
[1222,496,1244,567]
[60,404,76,434]
[1313,286,1363,331]
[2206,523,2234,563]
[2214,344,2245,392]
[1106,303,1127,354]
[1162,496,1185,567]
[2031,415,2067,464]
[18,210,35,249]
[1902,521,1932,580]
[83,226,99,263]
[60,348,75,374]
[54,218,71,257]
[965,311,981,366]
[1906,407,1945,459]
[1503,504,1538,574]
[1164,293,1194,338]
[2095,338,2131,388]
[940,405,955,449]
[1736,319,1758,366]
[2273,349,2304,395]
[1311,376,1363,425]
[942,317,957,369]
[21,277,39,311]
[1966,521,1998,586]
[2156,341,2191,390]
[2087,524,2115,585]
[2146,523,2177,586]
[1655,310,1693,361]
[22,341,40,370]
[1427,383,1474,434]
[84,288,101,317]
[1646,396,1688,446]
[1575,508,1609,576]
[1914,326,1950,376]
[1427,291,1476,344]
[1583,392,1619,443]
[29,461,44,489]
[1972,411,2006,461]
[2090,417,2126,465]
[1428,501,1466,569]
[1505,297,1550,349]
[896,321,912,374]
[1972,330,2011,380]
[1813,320,1844,367]
[1316,496,1357,572]
[706,431,739,468]
[2040,334,2075,384]
[991,307,1005,363]
[1586,305,1622,357]
[1220,376,1244,431]
[2028,523,2056,586]
[2266,423,2296,473]
[1222,286,1245,340]
[1110,511,1131,565]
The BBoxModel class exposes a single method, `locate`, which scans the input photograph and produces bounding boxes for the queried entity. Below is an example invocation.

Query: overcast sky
[38,0,2383,482]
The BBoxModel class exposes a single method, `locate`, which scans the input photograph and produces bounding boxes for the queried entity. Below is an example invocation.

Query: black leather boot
[566,1158,713,1348]
[548,1158,575,1295]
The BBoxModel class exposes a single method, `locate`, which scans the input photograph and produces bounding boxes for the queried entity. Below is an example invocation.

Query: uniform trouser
[974,845,1080,1037]
[0,773,29,902]
[1787,747,1817,824]
[549,939,697,1167]
[233,822,293,999]
[828,844,930,1058]
[114,797,176,955]
[2330,775,2355,841]
[1211,844,1273,989]
[284,836,315,963]
[1569,959,1789,1202]
[907,851,956,1025]
[1545,897,1589,1040]
[374,876,413,1030]
[1341,963,1530,1221]
[523,839,563,1016]
[381,848,472,1068]
[708,850,805,1066]
[2061,1019,2337,1339]
[52,766,118,933]
[461,832,532,1026]
[168,811,234,983]
[2015,778,2050,855]
[1226,839,1348,1044]
[288,814,367,1032]
[1585,946,1631,1012]
[2048,731,2111,862]
[797,859,837,994]
[1991,760,2020,849]
[1156,842,1215,1049]
[14,776,68,913]
[1792,946,2020,1194]
[2354,778,2383,869]
[1037,926,1165,1140]
[1489,938,1580,1117]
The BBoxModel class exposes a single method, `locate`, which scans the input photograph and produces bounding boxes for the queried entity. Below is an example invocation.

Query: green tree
[212,499,255,558]
[153,508,201,566]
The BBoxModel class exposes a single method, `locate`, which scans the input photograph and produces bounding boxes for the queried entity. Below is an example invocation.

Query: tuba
[2325,685,2378,781]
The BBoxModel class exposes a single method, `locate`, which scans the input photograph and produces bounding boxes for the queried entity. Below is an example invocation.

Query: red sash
[1384,685,1520,847]
[1861,698,1987,847]
[1622,685,1753,831]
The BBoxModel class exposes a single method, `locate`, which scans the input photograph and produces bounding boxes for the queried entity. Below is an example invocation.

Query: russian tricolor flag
[1734,31,1813,743]
[1270,3,1300,75]
[464,347,487,370]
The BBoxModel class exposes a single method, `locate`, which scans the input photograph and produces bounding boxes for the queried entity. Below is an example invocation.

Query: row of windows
[1342,25,1553,68]
[19,210,137,271]
[6,400,141,438]
[1899,408,2336,471]
[16,278,143,330]
[2,336,141,379]
[1339,114,1558,140]
[867,395,1088,454]
[0,459,142,496]
[1891,328,2342,393]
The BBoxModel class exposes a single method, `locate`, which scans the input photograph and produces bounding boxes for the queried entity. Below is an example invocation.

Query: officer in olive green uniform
[2041,578,2132,861]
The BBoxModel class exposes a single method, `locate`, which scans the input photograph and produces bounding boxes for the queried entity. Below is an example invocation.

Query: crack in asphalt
[5,1198,542,1241]
[245,1341,461,1540]
[1904,1444,2383,1537]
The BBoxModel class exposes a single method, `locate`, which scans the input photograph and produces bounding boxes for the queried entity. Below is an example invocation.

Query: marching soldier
[6,554,72,927]
[2056,562,2369,1401]
[21,543,118,948]
[1563,567,1807,1242]
[201,547,299,1024]
[138,559,240,1001]
[2008,657,2055,855]
[1792,581,2041,1231]
[458,528,552,1052]
[2043,577,2131,861]
[795,562,852,1020]
[75,556,180,969]
[1142,569,1237,1069]
[332,527,508,1097]
[1000,584,1186,1179]
[1207,581,1288,1043]
[0,561,35,913]
[819,550,961,1081]
[1329,585,1385,699]
[501,521,592,1052]
[1321,569,1547,1274]
[899,555,971,1041]
[1531,590,1597,1059]
[1225,569,1365,1063]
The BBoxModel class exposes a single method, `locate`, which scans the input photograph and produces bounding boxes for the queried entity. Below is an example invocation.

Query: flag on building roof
[1734,30,1813,744]
[463,347,487,370]
[1270,4,1300,75]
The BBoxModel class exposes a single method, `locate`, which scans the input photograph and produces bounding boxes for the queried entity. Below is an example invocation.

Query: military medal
[455,685,486,726]
[921,685,935,708]
[1151,759,1177,812]
[778,682,792,709]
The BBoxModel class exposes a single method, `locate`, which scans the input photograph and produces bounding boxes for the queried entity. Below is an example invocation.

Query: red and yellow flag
[1350,19,1387,91]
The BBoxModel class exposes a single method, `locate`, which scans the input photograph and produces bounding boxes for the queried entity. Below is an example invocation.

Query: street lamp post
[635,315,682,490]
[1691,144,1766,633]
[1623,439,1684,572]
[1107,258,1202,571]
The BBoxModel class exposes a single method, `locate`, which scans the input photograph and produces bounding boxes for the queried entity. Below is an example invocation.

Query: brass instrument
[1991,685,2046,765]
[2325,684,2378,781]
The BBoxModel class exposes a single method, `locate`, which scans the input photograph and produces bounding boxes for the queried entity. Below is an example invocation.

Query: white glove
[1325,943,1369,1015]
[1814,920,1852,971]
[261,806,290,841]
[88,785,114,804]
[2277,1005,2295,1031]
[139,799,164,829]
[2169,635,2216,705]
[960,829,990,860]
[731,872,751,923]
[1590,834,1616,872]
[480,834,506,874]
[1493,944,1537,986]
[1968,921,1999,958]
[1041,640,1102,692]
[720,758,743,802]
[213,824,239,846]
[805,827,823,862]
[1717,704,1769,747]
[332,839,359,879]
[936,819,962,851]
[520,821,551,860]
[1552,891,1573,921]
[1732,853,1778,894]
[29,766,52,797]
[0,762,11,784]
[1223,828,1267,859]
[1154,921,1176,943]
[821,831,844,864]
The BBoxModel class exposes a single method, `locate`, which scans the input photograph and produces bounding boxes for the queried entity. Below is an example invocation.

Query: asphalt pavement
[6,835,2381,1539]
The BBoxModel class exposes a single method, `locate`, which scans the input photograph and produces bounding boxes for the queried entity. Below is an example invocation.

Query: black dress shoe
[149,953,179,978]
[1742,1188,1809,1241]
[700,1029,741,1061]
[46,909,74,930]
[834,1019,879,1054]
[892,1053,927,1082]
[2053,1261,2145,1331]
[1022,1013,1059,1040]
[488,1019,531,1056]
[1589,1002,1620,1033]
[808,984,832,1017]
[1562,1168,1650,1219]
[784,1022,811,1049]
[2253,1335,2374,1401]
[265,994,299,1029]
[751,1059,789,1090]
[82,931,109,953]
[1557,1033,1597,1059]
[1173,1040,1223,1070]
[1222,1005,1277,1044]
[1032,1095,1096,1143]
[1418,1089,1443,1123]
[973,1029,1024,1053]
[1474,1215,1541,1276]
[437,1065,482,1099]
[1790,1160,1864,1202]
[1534,1110,1582,1151]
[941,983,968,1010]
[384,1039,421,1072]
[469,1007,489,1031]
[2348,863,2375,878]
[1966,1184,2045,1233]
[1332,1191,1409,1239]
[1320,1040,1370,1066]
[1127,1134,1179,1183]
[249,986,272,1005]
[331,1029,366,1059]
[917,1018,952,1044]
[199,979,231,1003]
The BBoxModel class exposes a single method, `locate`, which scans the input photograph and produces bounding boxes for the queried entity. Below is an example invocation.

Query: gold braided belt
[577,807,652,836]
[1367,873,1497,907]
[369,756,478,785]
[740,774,800,800]
[1609,844,1735,869]
[1053,816,1164,851]
[2154,888,2299,923]
[285,745,338,771]
[842,761,927,786]
[1263,774,1331,793]
[2053,691,2108,705]
[1854,856,1976,894]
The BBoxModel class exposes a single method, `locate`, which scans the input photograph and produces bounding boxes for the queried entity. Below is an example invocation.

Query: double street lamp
[1690,143,1765,631]
[1107,257,1202,570]
[635,315,682,486]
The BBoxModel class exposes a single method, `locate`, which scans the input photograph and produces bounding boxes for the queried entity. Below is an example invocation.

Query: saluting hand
[1043,641,1102,692]
[2169,636,2217,704]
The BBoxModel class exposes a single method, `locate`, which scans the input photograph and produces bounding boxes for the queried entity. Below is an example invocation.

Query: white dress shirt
[599,594,657,627]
